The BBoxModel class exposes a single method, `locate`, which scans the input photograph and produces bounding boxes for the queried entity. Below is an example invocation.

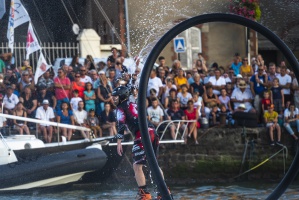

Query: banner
[34,52,52,84]
[7,0,14,52]
[7,0,30,52]
[26,23,41,59]
[0,0,5,19]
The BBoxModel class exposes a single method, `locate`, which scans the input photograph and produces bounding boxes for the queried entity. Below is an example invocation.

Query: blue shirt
[57,110,73,124]
[231,62,242,76]
[250,74,270,95]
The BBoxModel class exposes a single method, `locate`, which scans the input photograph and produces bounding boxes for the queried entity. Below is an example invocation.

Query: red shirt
[54,76,71,100]
[261,98,271,109]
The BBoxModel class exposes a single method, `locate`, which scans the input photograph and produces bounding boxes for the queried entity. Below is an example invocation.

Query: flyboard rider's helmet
[112,86,130,106]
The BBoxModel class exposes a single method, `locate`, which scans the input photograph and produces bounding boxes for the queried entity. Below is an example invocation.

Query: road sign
[174,37,185,53]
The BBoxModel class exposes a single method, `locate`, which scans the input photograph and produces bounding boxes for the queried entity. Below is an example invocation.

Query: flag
[7,0,15,52]
[0,0,5,19]
[34,52,51,84]
[7,0,30,52]
[26,23,41,59]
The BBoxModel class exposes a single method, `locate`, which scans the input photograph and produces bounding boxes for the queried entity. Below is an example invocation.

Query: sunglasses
[22,74,28,76]
[75,76,80,78]
[80,70,86,72]
[258,69,264,71]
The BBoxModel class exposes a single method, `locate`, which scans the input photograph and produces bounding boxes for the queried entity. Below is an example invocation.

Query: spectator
[99,103,117,136]
[70,72,85,99]
[158,56,170,76]
[170,60,182,77]
[219,104,234,126]
[3,69,18,86]
[164,88,178,109]
[87,109,102,138]
[162,77,177,105]
[97,72,113,115]
[226,82,234,98]
[3,85,19,115]
[36,85,56,108]
[0,106,6,135]
[0,57,5,74]
[146,88,158,108]
[70,90,82,111]
[66,66,75,82]
[203,85,220,116]
[37,70,54,92]
[251,57,259,73]
[70,55,82,73]
[283,104,299,140]
[276,66,292,107]
[20,59,32,71]
[267,62,278,86]
[54,68,71,111]
[192,92,206,118]
[84,82,96,112]
[261,91,272,114]
[177,84,192,110]
[219,88,232,111]
[292,77,299,109]
[190,73,205,96]
[264,104,281,146]
[107,68,117,89]
[147,69,163,98]
[257,54,265,68]
[167,99,187,140]
[231,54,242,76]
[89,69,98,86]
[79,66,92,84]
[231,80,255,113]
[35,99,55,143]
[85,55,96,70]
[157,68,167,84]
[107,47,119,67]
[240,57,253,78]
[19,70,34,91]
[129,86,138,104]
[208,68,226,95]
[184,100,199,144]
[194,59,207,74]
[13,102,30,135]
[174,68,189,92]
[11,83,19,97]
[20,86,38,120]
[147,97,164,128]
[74,101,89,139]
[187,68,198,85]
[250,65,269,120]
[271,78,284,115]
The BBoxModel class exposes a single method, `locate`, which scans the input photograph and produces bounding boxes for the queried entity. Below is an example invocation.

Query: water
[1,182,299,200]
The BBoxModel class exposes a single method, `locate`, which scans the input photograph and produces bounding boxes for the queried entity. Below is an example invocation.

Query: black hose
[138,13,299,200]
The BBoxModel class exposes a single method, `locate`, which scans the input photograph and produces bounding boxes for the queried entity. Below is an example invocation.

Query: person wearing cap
[231,80,255,113]
[264,104,281,146]
[3,85,19,115]
[37,85,56,108]
[35,99,55,143]
[19,70,35,92]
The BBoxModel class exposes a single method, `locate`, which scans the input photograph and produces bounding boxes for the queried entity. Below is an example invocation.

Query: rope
[233,146,287,179]
[60,0,75,24]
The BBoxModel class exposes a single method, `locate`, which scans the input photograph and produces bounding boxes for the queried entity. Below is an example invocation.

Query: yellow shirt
[174,76,188,92]
[240,65,252,75]
[264,111,278,122]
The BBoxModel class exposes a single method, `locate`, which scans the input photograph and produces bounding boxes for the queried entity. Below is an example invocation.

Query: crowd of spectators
[1,50,299,146]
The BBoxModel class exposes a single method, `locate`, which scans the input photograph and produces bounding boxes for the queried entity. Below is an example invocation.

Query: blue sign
[174,37,185,53]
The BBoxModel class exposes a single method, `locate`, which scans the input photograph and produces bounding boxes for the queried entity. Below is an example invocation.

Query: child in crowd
[219,104,234,126]
[219,88,232,111]
[261,91,272,114]
[264,104,281,146]
[84,82,96,112]
[70,90,82,111]
[209,105,220,126]
[87,109,102,138]
[271,78,284,115]
[192,92,205,118]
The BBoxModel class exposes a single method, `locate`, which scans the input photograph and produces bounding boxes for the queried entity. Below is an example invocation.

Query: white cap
[236,74,243,78]
[42,99,49,104]
[238,103,246,109]
[98,70,105,75]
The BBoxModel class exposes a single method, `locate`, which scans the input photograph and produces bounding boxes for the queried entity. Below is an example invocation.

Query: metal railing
[156,120,197,140]
[0,42,79,69]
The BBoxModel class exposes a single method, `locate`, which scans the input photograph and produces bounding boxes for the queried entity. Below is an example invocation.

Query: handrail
[0,113,91,132]
[156,120,196,140]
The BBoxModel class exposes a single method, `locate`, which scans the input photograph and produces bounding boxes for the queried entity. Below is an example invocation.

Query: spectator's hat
[6,85,13,90]
[238,80,247,88]
[98,70,105,75]
[236,74,243,78]
[238,103,246,110]
[42,99,49,104]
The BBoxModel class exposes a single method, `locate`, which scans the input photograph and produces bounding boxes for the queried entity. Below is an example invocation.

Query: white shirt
[147,76,163,97]
[74,109,87,124]
[35,106,55,126]
[284,108,299,118]
[277,74,292,95]
[70,97,83,111]
[80,75,92,84]
[208,76,226,95]
[147,106,164,123]
[231,88,254,111]
[3,93,19,110]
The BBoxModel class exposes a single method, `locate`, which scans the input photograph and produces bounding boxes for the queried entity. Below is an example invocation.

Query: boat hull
[0,148,107,190]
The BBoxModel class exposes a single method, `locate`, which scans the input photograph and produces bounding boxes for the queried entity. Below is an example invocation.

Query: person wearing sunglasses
[240,57,253,78]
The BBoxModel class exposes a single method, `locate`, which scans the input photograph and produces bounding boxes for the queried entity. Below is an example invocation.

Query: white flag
[7,0,15,52]
[26,23,41,59]
[13,0,30,27]
[35,52,51,84]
